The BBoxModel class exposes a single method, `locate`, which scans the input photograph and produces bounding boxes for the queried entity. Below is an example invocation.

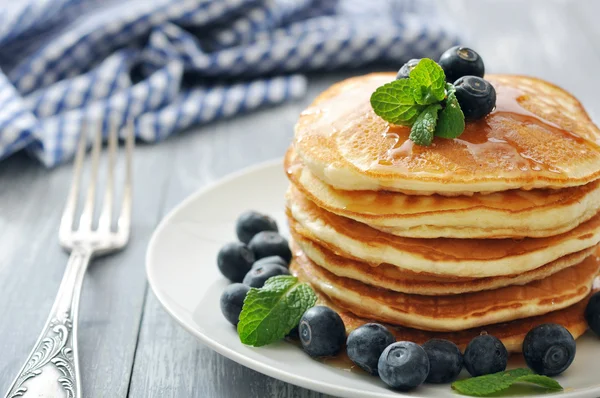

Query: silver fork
[5,119,134,398]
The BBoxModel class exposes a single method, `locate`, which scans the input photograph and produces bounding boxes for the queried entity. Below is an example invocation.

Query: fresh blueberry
[242,263,289,288]
[347,323,396,376]
[378,342,429,391]
[220,283,250,326]
[299,306,346,357]
[585,291,600,337]
[396,59,421,80]
[522,323,576,376]
[236,210,278,244]
[464,334,507,377]
[248,231,292,262]
[252,255,289,269]
[454,76,496,120]
[438,46,485,83]
[286,325,299,340]
[422,339,463,384]
[217,242,255,282]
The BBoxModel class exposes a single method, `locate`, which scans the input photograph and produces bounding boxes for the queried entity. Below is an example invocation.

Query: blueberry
[378,342,429,391]
[438,46,485,83]
[422,339,463,384]
[217,242,255,282]
[396,59,421,80]
[252,255,289,269]
[585,291,600,337]
[463,334,507,377]
[242,263,289,288]
[236,210,278,244]
[299,306,346,357]
[248,231,292,262]
[220,283,250,326]
[347,323,396,375]
[286,325,299,340]
[522,323,576,376]
[454,76,496,120]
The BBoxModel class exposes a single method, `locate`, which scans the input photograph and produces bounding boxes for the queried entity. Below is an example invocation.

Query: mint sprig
[451,368,563,397]
[409,58,446,105]
[370,59,466,145]
[369,79,425,125]
[410,104,441,146]
[237,275,317,347]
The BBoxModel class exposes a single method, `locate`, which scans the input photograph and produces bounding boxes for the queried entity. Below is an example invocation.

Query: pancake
[304,280,595,353]
[286,147,600,239]
[290,250,600,332]
[294,73,600,195]
[286,186,600,277]
[291,232,595,295]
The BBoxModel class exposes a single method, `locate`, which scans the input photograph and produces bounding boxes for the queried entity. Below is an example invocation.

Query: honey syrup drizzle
[377,84,592,174]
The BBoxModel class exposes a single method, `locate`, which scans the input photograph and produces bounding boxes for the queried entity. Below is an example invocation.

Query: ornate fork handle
[6,246,93,398]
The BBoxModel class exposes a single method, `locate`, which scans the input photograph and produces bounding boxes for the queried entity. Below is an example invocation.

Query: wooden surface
[1,1,599,397]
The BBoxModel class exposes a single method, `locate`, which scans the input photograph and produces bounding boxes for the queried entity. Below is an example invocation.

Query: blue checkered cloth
[0,0,459,166]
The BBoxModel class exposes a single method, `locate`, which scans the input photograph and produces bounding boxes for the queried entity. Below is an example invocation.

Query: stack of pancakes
[285,73,600,352]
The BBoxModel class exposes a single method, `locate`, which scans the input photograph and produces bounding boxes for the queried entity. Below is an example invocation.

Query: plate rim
[145,159,600,398]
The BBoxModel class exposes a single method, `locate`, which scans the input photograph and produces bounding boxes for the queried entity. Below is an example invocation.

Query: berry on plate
[422,339,463,384]
[242,263,289,288]
[454,76,496,120]
[252,255,289,269]
[522,323,576,376]
[347,323,396,376]
[378,342,429,391]
[585,291,600,336]
[463,334,507,377]
[299,306,346,357]
[217,241,255,282]
[438,46,485,83]
[235,210,278,244]
[248,231,292,262]
[220,283,250,326]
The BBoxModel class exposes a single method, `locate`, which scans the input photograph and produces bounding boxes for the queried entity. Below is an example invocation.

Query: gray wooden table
[1,1,599,397]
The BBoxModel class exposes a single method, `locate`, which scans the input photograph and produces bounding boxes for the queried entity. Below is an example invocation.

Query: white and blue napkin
[0,0,459,166]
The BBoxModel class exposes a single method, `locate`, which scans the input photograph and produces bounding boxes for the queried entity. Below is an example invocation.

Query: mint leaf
[409,104,441,146]
[435,86,465,139]
[446,82,456,96]
[409,59,446,105]
[237,275,317,347]
[452,368,563,397]
[370,79,425,125]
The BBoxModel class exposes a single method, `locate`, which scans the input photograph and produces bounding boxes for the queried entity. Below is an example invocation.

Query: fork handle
[5,246,92,398]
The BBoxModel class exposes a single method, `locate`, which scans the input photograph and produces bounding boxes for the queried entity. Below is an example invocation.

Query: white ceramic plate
[146,159,600,398]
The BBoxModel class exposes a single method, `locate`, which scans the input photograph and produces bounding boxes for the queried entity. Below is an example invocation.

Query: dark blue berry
[299,306,346,357]
[378,342,429,391]
[252,255,289,269]
[217,242,255,282]
[438,46,485,83]
[454,76,496,120]
[396,59,421,80]
[422,339,463,384]
[522,323,576,376]
[347,323,396,375]
[464,334,507,377]
[286,325,299,340]
[248,231,292,262]
[236,210,278,244]
[220,283,250,326]
[585,291,600,337]
[242,263,289,288]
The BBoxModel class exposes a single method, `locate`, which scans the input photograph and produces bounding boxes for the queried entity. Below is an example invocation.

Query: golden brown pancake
[291,232,595,295]
[286,186,600,277]
[291,247,599,332]
[285,147,600,239]
[294,73,600,195]
[305,280,594,353]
